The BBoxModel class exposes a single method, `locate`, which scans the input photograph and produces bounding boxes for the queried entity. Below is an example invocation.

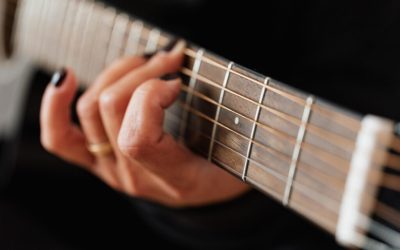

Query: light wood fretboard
[4,0,400,248]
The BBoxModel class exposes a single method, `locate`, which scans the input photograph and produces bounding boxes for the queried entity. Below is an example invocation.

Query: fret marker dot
[234,117,240,125]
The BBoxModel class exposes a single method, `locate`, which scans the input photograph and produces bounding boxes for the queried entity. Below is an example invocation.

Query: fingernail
[161,38,179,52]
[143,38,181,59]
[50,68,67,87]
[160,73,180,81]
[143,51,156,59]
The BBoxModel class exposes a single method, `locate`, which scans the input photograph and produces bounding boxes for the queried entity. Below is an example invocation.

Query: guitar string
[165,109,400,229]
[21,0,400,188]
[172,100,400,192]
[7,2,362,134]
[14,0,400,239]
[18,0,400,176]
[163,116,342,215]
[178,81,353,165]
[165,111,400,231]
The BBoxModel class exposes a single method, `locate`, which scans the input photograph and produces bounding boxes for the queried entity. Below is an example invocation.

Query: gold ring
[87,142,113,157]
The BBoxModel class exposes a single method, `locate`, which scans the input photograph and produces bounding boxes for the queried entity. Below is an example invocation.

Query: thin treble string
[96,20,361,132]
[176,101,349,180]
[164,111,342,214]
[179,84,353,164]
[167,101,400,194]
[166,110,400,229]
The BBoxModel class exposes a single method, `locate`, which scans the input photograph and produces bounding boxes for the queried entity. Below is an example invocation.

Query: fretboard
[6,0,400,248]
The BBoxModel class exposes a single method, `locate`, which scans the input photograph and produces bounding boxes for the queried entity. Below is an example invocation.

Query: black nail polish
[51,68,67,87]
[143,51,156,59]
[161,38,179,52]
[160,73,180,81]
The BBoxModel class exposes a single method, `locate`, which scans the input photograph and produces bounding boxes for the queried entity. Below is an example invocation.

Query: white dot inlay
[234,117,240,125]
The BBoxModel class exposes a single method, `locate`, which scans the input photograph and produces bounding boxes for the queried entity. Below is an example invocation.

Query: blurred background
[1,0,400,249]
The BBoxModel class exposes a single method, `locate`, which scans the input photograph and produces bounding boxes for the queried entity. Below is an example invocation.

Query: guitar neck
[5,0,400,248]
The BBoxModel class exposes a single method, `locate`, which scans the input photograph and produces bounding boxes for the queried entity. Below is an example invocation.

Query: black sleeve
[126,190,342,250]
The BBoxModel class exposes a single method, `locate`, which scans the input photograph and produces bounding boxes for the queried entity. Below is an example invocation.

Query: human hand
[40,40,250,207]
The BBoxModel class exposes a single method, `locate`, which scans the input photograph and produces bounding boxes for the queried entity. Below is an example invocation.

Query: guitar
[1,0,399,249]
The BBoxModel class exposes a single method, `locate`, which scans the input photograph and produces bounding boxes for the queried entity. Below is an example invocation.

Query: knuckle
[76,94,99,118]
[118,135,153,160]
[99,89,120,114]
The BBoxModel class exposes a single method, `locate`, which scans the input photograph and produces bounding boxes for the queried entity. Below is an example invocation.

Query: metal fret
[283,96,314,206]
[58,0,79,70]
[76,1,96,83]
[208,62,234,161]
[179,49,204,140]
[85,2,106,83]
[124,20,143,56]
[241,77,270,181]
[105,13,130,66]
[145,28,161,53]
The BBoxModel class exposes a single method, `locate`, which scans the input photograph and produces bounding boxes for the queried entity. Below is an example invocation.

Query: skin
[40,41,250,207]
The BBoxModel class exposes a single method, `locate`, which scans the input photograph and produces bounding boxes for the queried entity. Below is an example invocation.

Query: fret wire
[183,48,361,131]
[124,20,143,56]
[16,0,358,148]
[180,83,351,169]
[283,96,314,206]
[179,49,204,140]
[36,0,51,66]
[177,100,347,184]
[208,62,234,161]
[145,28,161,53]
[180,68,351,170]
[76,1,96,83]
[30,0,45,60]
[13,0,30,55]
[166,110,341,214]
[58,0,79,71]
[10,1,360,132]
[169,108,391,221]
[105,13,129,66]
[242,77,269,182]
[180,67,354,152]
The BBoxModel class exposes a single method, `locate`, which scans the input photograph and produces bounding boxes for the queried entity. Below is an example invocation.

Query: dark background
[2,0,400,249]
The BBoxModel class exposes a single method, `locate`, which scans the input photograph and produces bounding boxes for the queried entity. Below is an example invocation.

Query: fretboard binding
[242,77,270,182]
[283,96,314,206]
[207,61,233,161]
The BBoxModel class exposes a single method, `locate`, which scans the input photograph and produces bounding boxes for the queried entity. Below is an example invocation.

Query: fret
[58,0,79,71]
[46,0,69,70]
[124,20,143,56]
[179,49,204,140]
[242,77,269,181]
[75,1,96,84]
[71,1,95,79]
[144,28,161,53]
[33,0,49,65]
[89,7,116,80]
[84,3,106,84]
[105,13,130,66]
[25,0,45,60]
[13,0,30,56]
[283,96,314,206]
[207,62,233,161]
